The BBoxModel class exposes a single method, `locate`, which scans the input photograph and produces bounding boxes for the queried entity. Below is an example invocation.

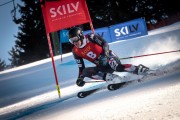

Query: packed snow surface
[0,22,180,120]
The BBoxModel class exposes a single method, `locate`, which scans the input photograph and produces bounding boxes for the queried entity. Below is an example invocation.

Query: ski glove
[76,76,85,87]
[98,55,108,66]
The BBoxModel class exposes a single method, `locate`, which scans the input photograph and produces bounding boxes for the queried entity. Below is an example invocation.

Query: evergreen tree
[85,0,179,29]
[8,46,20,67]
[8,0,179,67]
[86,0,132,29]
[0,59,6,71]
[9,0,49,66]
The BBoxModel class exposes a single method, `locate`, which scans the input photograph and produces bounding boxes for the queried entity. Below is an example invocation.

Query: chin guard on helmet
[69,36,80,44]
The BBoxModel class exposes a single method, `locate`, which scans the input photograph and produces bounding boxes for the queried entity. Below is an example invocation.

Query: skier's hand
[76,77,85,87]
[98,55,108,66]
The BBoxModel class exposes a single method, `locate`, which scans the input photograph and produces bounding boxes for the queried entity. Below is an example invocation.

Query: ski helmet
[68,27,84,44]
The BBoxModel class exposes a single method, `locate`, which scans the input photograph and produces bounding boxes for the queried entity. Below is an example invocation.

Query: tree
[85,0,132,29]
[9,0,179,67]
[8,46,20,67]
[0,59,6,71]
[9,0,49,66]
[85,0,179,29]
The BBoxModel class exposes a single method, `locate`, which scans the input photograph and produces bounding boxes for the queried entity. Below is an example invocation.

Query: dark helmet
[68,27,84,44]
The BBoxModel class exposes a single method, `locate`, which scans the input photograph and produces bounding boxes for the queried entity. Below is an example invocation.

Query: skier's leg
[82,66,114,80]
[108,51,149,75]
[82,66,125,84]
[122,64,150,75]
[107,51,125,72]
[109,61,150,75]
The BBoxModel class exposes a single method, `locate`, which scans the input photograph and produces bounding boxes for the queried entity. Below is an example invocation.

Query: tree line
[0,0,179,71]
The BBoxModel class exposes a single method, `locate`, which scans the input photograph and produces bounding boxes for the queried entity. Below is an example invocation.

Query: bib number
[87,51,96,59]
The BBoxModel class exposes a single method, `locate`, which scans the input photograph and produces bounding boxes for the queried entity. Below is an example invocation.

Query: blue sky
[0,0,22,64]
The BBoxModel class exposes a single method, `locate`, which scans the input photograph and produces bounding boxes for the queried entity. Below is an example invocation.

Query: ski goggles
[69,36,80,44]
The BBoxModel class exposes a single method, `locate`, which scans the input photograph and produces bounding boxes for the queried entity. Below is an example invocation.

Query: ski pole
[120,49,180,60]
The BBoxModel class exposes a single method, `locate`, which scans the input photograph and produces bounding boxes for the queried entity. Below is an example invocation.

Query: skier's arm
[72,51,85,87]
[87,34,109,56]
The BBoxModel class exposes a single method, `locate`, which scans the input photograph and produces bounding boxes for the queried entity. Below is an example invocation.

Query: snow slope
[0,22,180,120]
[19,68,180,120]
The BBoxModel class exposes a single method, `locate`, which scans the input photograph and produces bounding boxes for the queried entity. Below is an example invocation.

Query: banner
[83,27,112,43]
[60,30,69,43]
[41,0,91,33]
[109,18,148,41]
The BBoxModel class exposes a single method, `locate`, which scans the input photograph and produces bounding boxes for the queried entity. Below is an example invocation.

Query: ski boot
[105,73,123,84]
[105,73,128,90]
[134,64,150,75]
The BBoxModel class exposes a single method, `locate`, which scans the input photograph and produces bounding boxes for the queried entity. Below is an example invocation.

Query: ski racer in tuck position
[68,27,149,87]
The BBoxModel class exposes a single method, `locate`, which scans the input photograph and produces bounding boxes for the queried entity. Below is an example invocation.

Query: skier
[68,27,149,87]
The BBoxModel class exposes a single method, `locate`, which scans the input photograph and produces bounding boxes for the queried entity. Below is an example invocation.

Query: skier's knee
[82,67,96,78]
[82,69,90,77]
[115,65,125,72]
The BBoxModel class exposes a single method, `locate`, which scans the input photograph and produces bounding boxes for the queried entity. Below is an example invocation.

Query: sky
[0,0,22,64]
[0,22,180,119]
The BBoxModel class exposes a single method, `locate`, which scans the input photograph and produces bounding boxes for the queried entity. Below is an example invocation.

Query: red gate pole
[46,33,61,98]
[84,0,95,34]
[40,0,61,98]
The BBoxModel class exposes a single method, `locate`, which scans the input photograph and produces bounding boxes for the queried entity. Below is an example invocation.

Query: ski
[77,88,101,98]
[105,69,158,91]
[77,82,128,98]
[107,82,127,90]
[77,68,159,98]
